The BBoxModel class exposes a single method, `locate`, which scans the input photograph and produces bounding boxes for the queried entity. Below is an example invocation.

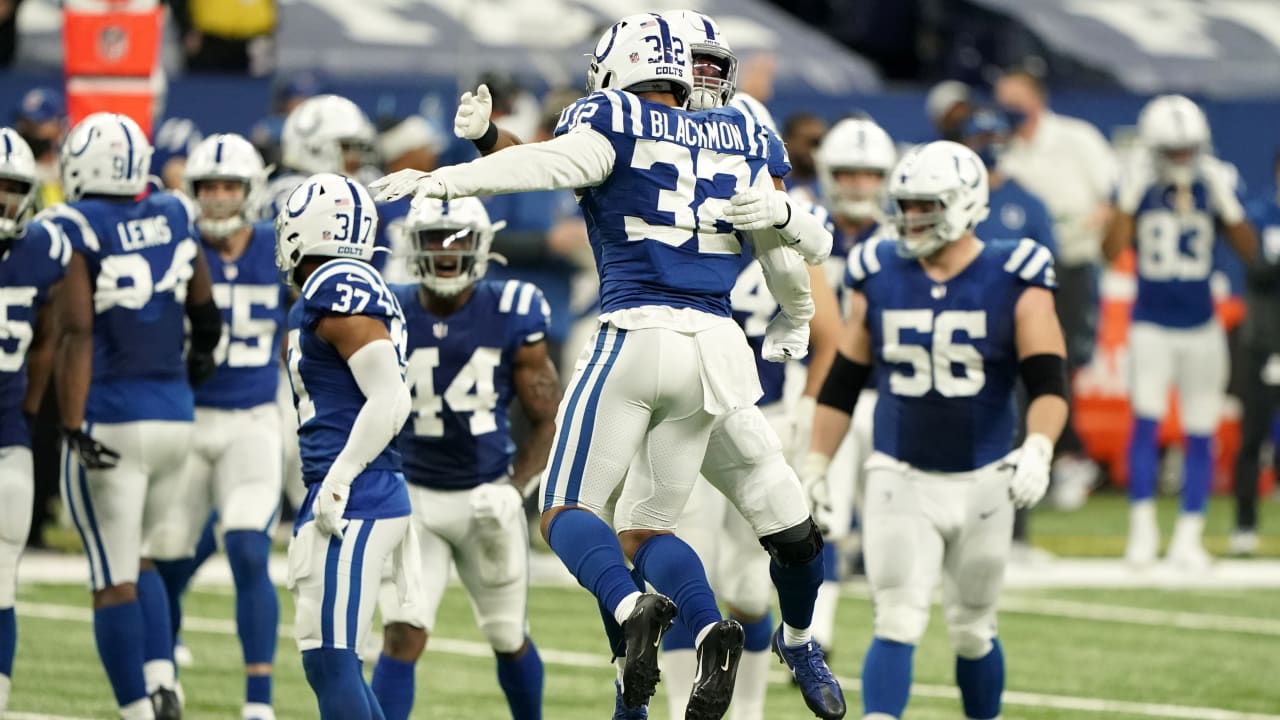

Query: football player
[43,113,222,719]
[275,173,415,720]
[656,11,842,720]
[804,141,1068,720]
[373,13,842,720]
[0,127,69,717]
[368,197,557,720]
[150,133,285,720]
[1104,95,1257,569]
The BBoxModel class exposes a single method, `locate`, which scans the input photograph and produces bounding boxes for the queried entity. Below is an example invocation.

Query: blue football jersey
[977,179,1057,257]
[195,222,288,410]
[393,279,550,490]
[1250,190,1280,264]
[1130,179,1236,328]
[287,258,410,521]
[727,249,786,406]
[553,90,790,317]
[850,237,1056,472]
[0,220,70,447]
[41,192,201,423]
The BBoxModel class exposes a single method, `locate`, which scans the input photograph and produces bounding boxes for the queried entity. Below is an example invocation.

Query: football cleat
[686,619,745,720]
[620,593,677,709]
[612,680,648,719]
[773,626,846,719]
[150,687,182,720]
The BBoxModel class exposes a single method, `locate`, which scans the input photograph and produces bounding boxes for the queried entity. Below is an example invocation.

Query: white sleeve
[749,230,815,323]
[434,129,617,198]
[774,202,834,265]
[325,338,412,486]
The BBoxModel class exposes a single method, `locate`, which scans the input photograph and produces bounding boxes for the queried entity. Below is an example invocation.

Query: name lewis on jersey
[116,216,172,251]
[648,111,746,152]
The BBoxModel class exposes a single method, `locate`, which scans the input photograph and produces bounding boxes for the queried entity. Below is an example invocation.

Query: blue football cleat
[613,680,648,719]
[772,626,846,719]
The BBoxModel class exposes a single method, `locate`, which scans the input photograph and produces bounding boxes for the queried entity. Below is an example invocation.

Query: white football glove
[470,481,524,585]
[1198,157,1245,224]
[454,84,494,140]
[470,481,524,527]
[369,169,447,203]
[799,451,835,536]
[723,187,791,231]
[762,311,809,362]
[312,478,351,539]
[1008,433,1054,509]
[1115,153,1154,215]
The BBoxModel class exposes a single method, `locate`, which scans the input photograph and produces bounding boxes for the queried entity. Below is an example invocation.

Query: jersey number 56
[882,309,986,398]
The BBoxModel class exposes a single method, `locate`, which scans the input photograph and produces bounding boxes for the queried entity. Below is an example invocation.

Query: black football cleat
[619,593,678,709]
[773,626,846,719]
[150,687,183,720]
[685,619,745,720]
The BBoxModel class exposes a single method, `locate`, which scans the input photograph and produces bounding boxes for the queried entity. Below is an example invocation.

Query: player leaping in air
[373,12,843,720]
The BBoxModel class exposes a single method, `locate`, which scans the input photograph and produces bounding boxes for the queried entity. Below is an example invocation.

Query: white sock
[242,702,276,720]
[120,696,156,720]
[660,648,696,719]
[1129,499,1157,528]
[812,580,841,648]
[612,592,642,626]
[0,673,11,715]
[694,622,717,648]
[1172,513,1206,546]
[783,623,812,647]
[143,659,176,693]
[728,650,769,720]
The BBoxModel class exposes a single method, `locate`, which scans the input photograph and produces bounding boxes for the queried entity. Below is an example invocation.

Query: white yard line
[7,713,96,720]
[998,596,1280,636]
[15,601,1280,720]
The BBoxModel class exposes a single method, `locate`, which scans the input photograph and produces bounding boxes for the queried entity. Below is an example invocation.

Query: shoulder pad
[301,259,395,317]
[36,204,101,254]
[844,236,889,289]
[554,90,639,138]
[496,279,551,342]
[999,238,1057,290]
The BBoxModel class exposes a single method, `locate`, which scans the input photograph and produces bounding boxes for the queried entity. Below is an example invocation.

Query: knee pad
[760,519,823,567]
[874,603,929,646]
[948,620,996,660]
[0,452,33,546]
[713,407,783,467]
[480,618,526,655]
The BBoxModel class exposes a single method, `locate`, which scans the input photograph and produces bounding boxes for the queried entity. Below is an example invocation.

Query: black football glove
[62,427,121,470]
[187,351,218,388]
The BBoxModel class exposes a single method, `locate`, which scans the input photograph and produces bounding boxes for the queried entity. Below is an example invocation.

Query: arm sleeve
[326,338,413,486]
[433,130,617,199]
[776,202,835,265]
[749,229,815,323]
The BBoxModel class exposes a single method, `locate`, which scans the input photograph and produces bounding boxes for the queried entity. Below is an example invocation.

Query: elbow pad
[816,352,872,415]
[775,205,833,266]
[187,299,222,354]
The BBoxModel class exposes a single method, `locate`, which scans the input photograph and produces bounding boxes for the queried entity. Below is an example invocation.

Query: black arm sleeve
[1019,353,1068,400]
[816,352,872,415]
[186,299,222,354]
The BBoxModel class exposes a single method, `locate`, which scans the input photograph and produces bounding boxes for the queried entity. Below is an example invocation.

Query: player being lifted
[1104,94,1257,569]
[44,113,222,719]
[374,12,843,720]
[804,141,1068,720]
[368,197,558,720]
[0,127,69,718]
[150,133,285,720]
[275,173,416,720]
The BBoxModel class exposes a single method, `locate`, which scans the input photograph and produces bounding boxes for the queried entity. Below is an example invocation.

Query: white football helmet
[671,9,737,111]
[888,140,989,258]
[183,133,267,238]
[60,112,153,202]
[816,117,897,222]
[281,94,376,176]
[405,196,506,297]
[1137,94,1211,185]
[0,128,39,239]
[274,173,380,289]
[586,13,694,107]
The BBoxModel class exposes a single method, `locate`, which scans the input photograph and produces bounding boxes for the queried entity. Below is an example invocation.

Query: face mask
[21,134,52,158]
[1001,108,1028,133]
[975,142,1003,170]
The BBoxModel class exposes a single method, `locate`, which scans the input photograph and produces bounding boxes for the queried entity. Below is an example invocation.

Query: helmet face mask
[193,178,251,239]
[0,129,39,239]
[184,133,266,239]
[816,118,896,223]
[887,141,989,259]
[892,196,951,258]
[830,168,887,221]
[1137,94,1210,186]
[403,196,500,297]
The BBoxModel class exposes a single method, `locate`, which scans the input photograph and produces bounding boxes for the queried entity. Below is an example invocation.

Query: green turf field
[10,576,1280,719]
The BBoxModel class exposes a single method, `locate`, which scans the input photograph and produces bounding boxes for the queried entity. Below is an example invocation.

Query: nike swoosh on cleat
[720,654,732,672]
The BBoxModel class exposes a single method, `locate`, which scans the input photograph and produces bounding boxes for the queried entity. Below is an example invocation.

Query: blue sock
[136,569,174,666]
[546,511,641,615]
[821,542,839,581]
[496,639,544,720]
[631,534,721,641]
[0,606,14,677]
[956,639,1004,720]
[192,513,219,569]
[661,611,695,651]
[302,648,376,719]
[152,559,194,642]
[1128,418,1159,502]
[94,601,149,706]
[371,654,415,720]
[861,638,914,718]
[1183,435,1213,514]
[598,567,644,658]
[738,611,774,653]
[769,554,823,631]
[224,531,279,674]
[247,674,272,706]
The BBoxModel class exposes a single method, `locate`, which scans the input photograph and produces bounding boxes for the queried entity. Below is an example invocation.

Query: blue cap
[14,87,65,124]
[152,117,203,170]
